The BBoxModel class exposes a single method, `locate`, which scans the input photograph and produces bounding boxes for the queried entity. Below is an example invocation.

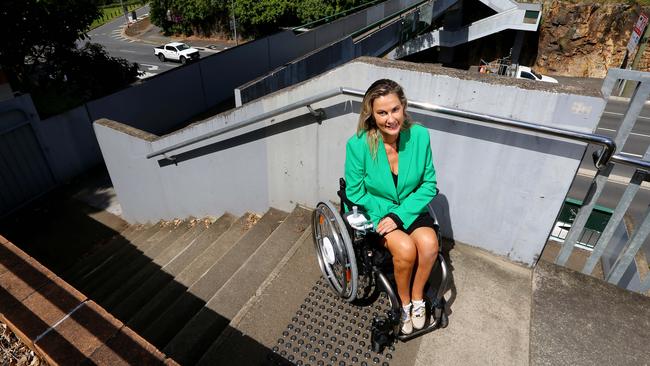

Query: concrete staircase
[60,205,314,365]
[388,1,541,60]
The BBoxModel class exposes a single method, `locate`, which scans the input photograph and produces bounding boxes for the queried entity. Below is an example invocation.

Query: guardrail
[147,87,617,172]
[556,68,650,295]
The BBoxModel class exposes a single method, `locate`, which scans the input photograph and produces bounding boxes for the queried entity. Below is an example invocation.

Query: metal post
[555,166,612,266]
[231,0,238,46]
[582,170,643,274]
[557,80,650,266]
[120,0,129,25]
[583,148,649,275]
[607,204,650,285]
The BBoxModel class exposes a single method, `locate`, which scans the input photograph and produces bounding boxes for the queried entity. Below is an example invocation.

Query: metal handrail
[146,88,345,159]
[147,87,618,171]
[611,152,650,172]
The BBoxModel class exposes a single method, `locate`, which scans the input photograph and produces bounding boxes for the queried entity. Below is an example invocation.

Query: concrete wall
[95,58,605,265]
[38,105,101,181]
[235,3,425,106]
[0,96,102,217]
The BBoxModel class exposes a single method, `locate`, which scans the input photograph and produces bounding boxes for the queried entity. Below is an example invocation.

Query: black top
[392,172,398,187]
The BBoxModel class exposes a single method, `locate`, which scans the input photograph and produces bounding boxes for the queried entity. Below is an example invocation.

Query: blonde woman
[345,79,439,334]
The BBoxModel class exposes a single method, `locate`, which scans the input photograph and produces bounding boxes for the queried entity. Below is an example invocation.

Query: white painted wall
[94,58,606,265]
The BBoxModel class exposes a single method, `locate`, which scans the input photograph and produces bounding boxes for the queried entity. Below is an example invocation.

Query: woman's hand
[377,216,398,235]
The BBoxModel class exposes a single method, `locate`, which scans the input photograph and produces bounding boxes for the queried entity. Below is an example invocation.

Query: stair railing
[146,87,619,173]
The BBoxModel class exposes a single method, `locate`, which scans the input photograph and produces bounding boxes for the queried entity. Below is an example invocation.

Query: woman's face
[372,93,405,141]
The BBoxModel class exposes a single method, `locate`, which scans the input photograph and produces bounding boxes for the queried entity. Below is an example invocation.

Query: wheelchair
[312,178,449,352]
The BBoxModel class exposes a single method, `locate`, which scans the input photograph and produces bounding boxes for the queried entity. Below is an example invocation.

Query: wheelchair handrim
[312,201,358,301]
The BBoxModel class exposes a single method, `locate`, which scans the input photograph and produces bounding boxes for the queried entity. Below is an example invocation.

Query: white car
[154,42,200,64]
[516,66,558,83]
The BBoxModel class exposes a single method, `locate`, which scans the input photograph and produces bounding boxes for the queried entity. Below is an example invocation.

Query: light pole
[120,0,129,25]
[231,0,238,45]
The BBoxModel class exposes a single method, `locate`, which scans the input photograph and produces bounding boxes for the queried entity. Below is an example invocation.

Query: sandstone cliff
[535,0,650,77]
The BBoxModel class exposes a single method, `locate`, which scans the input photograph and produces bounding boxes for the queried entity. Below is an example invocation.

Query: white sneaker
[412,300,426,330]
[401,304,413,335]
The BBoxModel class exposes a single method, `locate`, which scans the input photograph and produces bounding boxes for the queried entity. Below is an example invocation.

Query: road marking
[118,49,138,53]
[603,111,650,120]
[578,168,650,189]
[596,127,650,139]
[140,64,160,71]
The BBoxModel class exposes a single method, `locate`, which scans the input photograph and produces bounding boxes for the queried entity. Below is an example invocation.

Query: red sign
[628,13,649,53]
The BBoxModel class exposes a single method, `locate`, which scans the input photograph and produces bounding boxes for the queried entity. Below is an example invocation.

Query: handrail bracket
[307,105,326,123]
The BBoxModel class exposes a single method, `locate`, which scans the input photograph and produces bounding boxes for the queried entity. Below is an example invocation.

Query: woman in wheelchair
[344,79,439,335]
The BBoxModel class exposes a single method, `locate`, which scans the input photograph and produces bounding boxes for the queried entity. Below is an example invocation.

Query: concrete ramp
[389,2,541,60]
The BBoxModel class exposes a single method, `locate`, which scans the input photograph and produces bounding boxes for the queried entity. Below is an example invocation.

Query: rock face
[535,0,650,77]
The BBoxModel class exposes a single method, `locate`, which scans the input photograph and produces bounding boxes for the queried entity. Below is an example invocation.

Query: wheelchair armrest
[426,194,441,232]
[344,206,374,231]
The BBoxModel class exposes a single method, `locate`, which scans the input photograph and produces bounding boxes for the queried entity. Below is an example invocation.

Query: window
[520,71,536,80]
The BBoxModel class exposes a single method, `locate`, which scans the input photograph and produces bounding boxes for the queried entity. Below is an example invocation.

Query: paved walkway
[415,242,532,365]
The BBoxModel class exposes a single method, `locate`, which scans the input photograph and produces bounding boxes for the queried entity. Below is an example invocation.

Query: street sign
[627,13,649,53]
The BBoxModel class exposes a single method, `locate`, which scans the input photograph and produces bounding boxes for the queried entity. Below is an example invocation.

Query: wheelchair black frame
[336,178,450,343]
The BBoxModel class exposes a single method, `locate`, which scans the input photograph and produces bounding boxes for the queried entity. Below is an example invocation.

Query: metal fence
[555,68,650,294]
[0,100,56,217]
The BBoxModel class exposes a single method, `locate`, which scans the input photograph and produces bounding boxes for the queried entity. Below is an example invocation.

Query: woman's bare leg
[383,230,417,305]
[410,227,439,301]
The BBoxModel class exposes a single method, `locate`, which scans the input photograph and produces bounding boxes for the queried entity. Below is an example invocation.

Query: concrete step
[163,206,311,365]
[195,226,320,365]
[68,222,165,286]
[63,223,153,283]
[141,208,288,349]
[197,219,423,366]
[75,221,177,294]
[112,213,236,321]
[99,219,210,308]
[86,220,193,302]
[126,213,252,332]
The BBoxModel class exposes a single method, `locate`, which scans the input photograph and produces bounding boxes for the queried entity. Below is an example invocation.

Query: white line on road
[603,111,650,120]
[118,49,138,53]
[597,127,650,139]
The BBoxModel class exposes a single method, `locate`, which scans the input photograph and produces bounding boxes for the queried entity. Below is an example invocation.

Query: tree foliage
[0,0,140,117]
[149,0,376,38]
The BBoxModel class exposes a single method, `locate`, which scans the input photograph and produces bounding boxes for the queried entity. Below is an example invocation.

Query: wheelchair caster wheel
[312,201,358,302]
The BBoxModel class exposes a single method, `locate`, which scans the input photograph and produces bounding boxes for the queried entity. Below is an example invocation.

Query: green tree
[149,0,376,38]
[150,0,230,36]
[0,0,140,117]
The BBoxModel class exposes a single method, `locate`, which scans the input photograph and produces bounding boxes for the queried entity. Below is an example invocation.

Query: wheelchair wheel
[312,201,358,302]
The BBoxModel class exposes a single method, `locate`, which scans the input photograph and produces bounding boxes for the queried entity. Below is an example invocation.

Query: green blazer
[344,124,437,229]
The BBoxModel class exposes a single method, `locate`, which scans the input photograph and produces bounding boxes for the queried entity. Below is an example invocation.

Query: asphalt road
[86,5,225,79]
[86,6,177,78]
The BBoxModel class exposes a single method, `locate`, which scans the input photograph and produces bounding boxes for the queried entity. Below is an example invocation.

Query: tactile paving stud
[271,276,395,365]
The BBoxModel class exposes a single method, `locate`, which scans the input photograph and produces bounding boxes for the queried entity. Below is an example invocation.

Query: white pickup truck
[515,66,558,83]
[154,42,200,64]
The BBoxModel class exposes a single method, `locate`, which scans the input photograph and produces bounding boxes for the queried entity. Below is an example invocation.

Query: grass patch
[90,2,144,29]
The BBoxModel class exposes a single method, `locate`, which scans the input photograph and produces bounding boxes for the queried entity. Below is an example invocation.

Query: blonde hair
[357,79,411,159]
